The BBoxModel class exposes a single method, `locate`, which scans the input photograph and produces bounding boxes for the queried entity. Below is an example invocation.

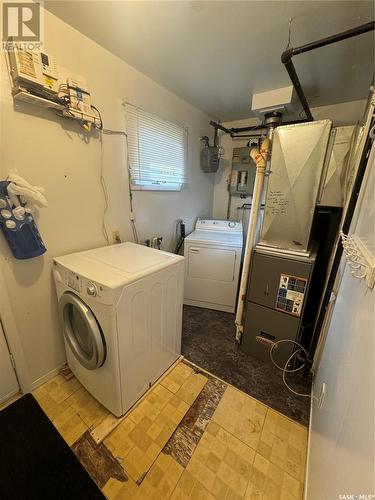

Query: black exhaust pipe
[281,21,375,122]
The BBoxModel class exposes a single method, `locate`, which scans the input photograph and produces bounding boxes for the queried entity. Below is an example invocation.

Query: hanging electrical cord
[270,339,306,373]
[99,129,110,245]
[282,350,318,401]
[93,105,139,244]
[124,132,139,244]
[285,17,294,50]
[269,339,318,400]
[174,219,185,254]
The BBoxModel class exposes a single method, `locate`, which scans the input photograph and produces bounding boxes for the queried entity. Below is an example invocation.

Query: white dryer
[184,219,243,313]
[53,242,184,417]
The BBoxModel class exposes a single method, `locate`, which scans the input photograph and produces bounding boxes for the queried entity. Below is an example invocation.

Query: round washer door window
[59,292,106,370]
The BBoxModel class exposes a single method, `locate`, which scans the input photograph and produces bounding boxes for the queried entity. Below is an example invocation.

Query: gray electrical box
[229,147,257,196]
[201,146,221,173]
[241,247,315,366]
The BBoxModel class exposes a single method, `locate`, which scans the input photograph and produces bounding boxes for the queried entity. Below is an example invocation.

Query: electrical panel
[8,47,58,95]
[40,52,59,93]
[66,76,95,122]
[229,147,256,196]
[7,47,99,129]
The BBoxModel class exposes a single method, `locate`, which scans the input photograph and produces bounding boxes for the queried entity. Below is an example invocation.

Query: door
[0,320,19,404]
[59,292,106,370]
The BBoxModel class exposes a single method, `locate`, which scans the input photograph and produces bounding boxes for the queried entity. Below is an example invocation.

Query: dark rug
[0,393,105,500]
[182,305,312,426]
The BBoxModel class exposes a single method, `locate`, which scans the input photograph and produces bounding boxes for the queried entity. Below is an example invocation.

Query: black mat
[0,393,105,500]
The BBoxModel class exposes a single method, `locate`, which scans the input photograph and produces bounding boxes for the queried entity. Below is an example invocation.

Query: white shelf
[13,90,65,110]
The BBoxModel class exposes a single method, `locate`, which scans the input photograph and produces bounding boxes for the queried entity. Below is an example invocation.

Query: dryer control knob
[87,283,97,297]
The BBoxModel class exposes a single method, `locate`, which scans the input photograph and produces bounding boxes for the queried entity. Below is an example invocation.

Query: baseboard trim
[303,381,314,500]
[0,390,21,408]
[184,299,234,313]
[31,363,67,391]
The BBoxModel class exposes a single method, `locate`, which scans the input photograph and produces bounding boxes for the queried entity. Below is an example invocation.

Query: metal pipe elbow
[281,47,294,64]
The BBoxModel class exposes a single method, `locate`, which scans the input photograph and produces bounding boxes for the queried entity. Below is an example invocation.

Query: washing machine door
[58,292,106,370]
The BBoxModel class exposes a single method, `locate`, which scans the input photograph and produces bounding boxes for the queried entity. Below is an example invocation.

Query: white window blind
[125,104,187,191]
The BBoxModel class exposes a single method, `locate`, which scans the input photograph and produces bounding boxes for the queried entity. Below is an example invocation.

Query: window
[125,103,188,191]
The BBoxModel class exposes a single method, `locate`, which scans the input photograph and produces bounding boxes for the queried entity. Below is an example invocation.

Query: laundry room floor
[32,360,308,499]
[182,305,312,427]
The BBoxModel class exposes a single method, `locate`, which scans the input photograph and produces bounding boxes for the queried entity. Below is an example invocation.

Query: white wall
[306,142,375,498]
[0,9,214,387]
[212,100,367,223]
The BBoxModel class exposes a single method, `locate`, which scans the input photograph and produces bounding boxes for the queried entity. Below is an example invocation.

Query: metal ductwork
[258,119,332,254]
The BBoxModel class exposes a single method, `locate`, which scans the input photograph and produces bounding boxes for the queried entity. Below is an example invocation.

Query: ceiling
[45,1,374,120]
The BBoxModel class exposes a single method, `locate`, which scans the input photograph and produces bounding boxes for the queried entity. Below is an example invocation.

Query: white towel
[7,172,47,209]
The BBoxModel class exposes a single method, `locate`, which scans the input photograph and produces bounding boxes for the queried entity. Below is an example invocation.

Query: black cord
[91,105,103,129]
[175,237,184,255]
[174,220,186,254]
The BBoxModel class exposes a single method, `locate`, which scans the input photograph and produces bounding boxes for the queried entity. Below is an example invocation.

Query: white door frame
[0,264,32,393]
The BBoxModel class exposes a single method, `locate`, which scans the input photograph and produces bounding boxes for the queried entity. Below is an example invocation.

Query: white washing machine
[53,242,184,417]
[184,219,243,313]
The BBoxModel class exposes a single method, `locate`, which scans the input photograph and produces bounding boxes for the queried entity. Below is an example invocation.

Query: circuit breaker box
[229,147,257,196]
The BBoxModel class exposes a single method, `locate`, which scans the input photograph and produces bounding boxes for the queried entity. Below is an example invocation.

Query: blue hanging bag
[0,180,47,259]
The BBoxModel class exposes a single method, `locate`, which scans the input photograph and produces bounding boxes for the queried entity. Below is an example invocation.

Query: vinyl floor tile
[103,454,183,500]
[175,420,256,499]
[52,405,88,446]
[33,361,308,500]
[212,386,267,450]
[67,387,109,430]
[104,375,192,483]
[257,410,308,483]
[245,453,304,500]
[161,362,194,394]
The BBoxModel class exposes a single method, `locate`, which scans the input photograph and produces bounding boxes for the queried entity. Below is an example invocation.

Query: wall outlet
[112,230,121,244]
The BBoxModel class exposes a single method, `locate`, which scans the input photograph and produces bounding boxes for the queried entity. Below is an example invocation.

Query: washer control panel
[54,263,114,305]
[86,282,97,297]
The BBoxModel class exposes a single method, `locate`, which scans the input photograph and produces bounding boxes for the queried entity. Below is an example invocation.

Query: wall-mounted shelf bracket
[340,230,375,289]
